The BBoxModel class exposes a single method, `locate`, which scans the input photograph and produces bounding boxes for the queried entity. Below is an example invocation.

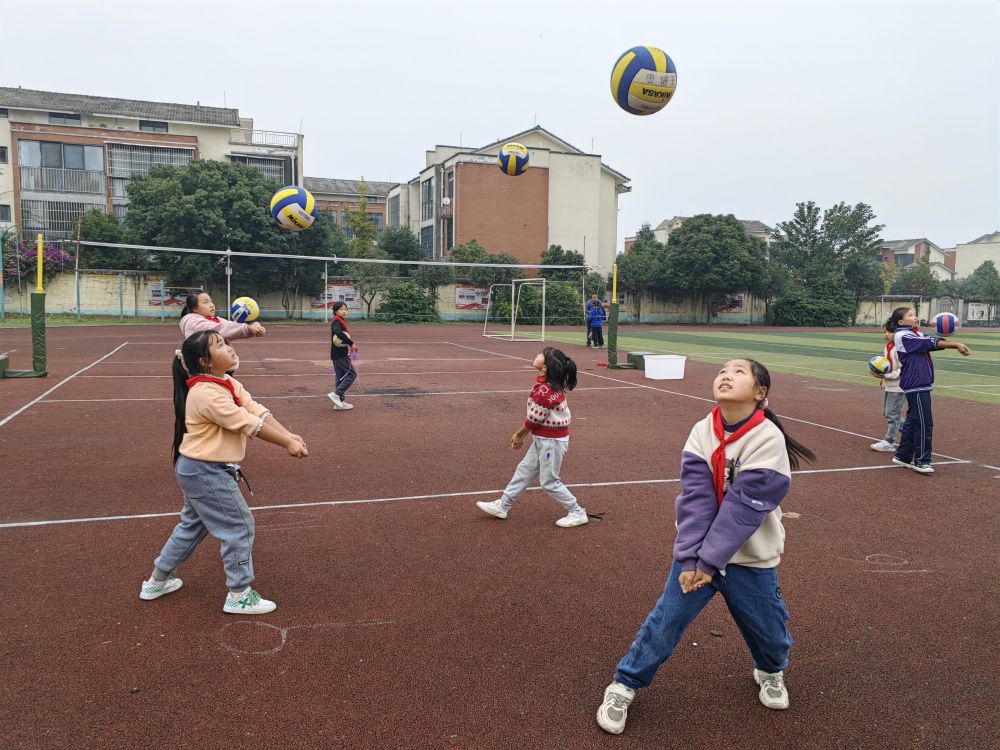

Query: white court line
[445,341,978,465]
[0,342,129,429]
[39,385,643,403]
[77,368,531,379]
[0,462,967,529]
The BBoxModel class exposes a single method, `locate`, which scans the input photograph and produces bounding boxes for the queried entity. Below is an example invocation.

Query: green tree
[124,160,341,315]
[539,245,586,283]
[615,224,664,320]
[378,281,440,323]
[450,240,524,289]
[344,182,396,316]
[662,214,768,321]
[411,260,455,304]
[963,260,1000,322]
[76,210,130,269]
[893,255,943,314]
[380,227,423,274]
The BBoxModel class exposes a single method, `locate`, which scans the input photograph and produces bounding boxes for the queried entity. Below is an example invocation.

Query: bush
[771,285,855,326]
[377,282,440,323]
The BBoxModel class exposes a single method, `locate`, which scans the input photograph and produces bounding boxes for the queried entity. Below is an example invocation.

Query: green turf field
[547,327,1000,406]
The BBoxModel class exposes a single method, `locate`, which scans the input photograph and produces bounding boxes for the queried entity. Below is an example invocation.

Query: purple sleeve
[672,452,719,572]
[899,332,940,355]
[695,468,791,576]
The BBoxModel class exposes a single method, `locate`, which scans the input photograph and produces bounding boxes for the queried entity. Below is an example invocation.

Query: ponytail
[542,347,577,391]
[180,293,200,318]
[887,306,910,332]
[172,330,217,463]
[747,359,816,470]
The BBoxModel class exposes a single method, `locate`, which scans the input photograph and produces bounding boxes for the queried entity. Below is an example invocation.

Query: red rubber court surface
[1,323,997,749]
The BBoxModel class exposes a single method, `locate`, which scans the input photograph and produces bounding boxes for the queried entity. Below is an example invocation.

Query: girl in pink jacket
[179,293,265,372]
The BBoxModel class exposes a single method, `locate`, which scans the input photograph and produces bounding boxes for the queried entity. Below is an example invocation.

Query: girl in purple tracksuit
[596,359,815,735]
[887,307,972,474]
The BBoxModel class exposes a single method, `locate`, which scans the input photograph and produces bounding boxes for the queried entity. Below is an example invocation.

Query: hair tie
[761,397,769,409]
[175,349,183,361]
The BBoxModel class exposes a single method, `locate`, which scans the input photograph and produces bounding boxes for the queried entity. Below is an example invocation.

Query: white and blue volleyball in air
[270,185,317,232]
[498,142,529,176]
[610,45,678,116]
[229,296,259,323]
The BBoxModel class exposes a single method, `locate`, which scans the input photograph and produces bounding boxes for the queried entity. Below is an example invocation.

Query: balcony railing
[229,129,298,148]
[20,166,105,194]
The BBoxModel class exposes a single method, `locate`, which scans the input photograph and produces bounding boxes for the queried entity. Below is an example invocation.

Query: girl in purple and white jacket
[596,359,815,735]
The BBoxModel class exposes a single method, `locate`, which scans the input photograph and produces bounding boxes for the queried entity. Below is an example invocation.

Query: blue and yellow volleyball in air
[610,45,678,116]
[270,185,317,232]
[230,296,259,323]
[497,142,529,176]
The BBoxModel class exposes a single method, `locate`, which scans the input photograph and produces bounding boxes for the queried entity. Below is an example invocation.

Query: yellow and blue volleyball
[933,312,958,335]
[498,142,529,176]
[270,185,317,232]
[868,355,891,378]
[610,45,678,116]
[230,296,259,323]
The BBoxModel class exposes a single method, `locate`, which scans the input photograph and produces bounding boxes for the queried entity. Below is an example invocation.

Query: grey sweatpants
[154,456,256,590]
[883,391,906,443]
[500,436,584,514]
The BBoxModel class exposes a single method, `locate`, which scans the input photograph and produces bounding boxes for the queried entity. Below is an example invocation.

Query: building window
[113,204,128,221]
[0,205,11,223]
[420,226,433,257]
[18,141,104,171]
[341,210,353,239]
[48,112,81,125]
[420,178,434,221]
[0,146,7,164]
[447,171,454,199]
[388,195,400,229]
[107,143,192,202]
[446,219,453,251]
[20,199,106,239]
[369,212,384,242]
[229,155,292,185]
[139,120,168,133]
[0,108,8,118]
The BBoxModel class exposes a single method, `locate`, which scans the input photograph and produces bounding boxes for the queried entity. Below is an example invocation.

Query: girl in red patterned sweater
[476,347,589,528]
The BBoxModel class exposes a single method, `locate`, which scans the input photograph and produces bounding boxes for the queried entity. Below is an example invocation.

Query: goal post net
[483,278,546,341]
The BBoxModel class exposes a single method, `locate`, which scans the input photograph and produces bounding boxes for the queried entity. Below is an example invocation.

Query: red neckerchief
[335,314,350,333]
[201,314,221,323]
[186,375,240,405]
[710,407,766,506]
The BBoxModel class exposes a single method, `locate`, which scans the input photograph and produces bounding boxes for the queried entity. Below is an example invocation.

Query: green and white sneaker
[223,588,277,615]
[139,574,183,601]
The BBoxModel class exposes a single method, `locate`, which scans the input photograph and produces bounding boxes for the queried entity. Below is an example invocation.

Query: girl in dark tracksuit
[888,307,971,474]
[327,301,358,410]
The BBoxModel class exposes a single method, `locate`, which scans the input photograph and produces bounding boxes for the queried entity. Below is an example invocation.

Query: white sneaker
[139,574,183,601]
[910,463,934,474]
[476,499,509,519]
[555,510,589,528]
[223,588,277,615]
[596,681,635,734]
[327,392,354,410]
[754,669,790,710]
[870,440,896,452]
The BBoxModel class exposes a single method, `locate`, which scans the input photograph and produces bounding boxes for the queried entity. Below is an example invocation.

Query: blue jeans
[895,390,933,465]
[154,456,256,590]
[614,560,792,689]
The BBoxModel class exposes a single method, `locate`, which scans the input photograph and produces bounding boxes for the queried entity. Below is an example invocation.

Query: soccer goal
[483,278,546,341]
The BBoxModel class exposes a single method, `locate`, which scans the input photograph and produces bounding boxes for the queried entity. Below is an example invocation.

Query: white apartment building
[0,86,303,239]
[950,231,1000,278]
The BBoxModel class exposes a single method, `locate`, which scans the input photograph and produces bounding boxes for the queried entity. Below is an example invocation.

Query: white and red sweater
[524,375,571,438]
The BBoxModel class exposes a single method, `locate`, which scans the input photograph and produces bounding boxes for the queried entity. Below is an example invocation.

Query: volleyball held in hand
[230,296,259,323]
[933,312,958,335]
[610,45,678,115]
[868,355,891,378]
[498,142,529,176]
[270,185,317,231]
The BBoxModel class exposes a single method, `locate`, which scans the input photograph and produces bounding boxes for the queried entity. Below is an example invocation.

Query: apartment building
[879,238,956,281]
[303,177,397,243]
[386,126,630,271]
[0,86,303,239]
[949,231,1000,278]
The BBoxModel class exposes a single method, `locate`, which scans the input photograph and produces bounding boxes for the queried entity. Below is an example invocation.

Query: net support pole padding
[30,292,47,376]
[605,302,635,370]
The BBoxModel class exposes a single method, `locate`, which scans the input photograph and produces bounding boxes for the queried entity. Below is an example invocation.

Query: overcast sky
[5,0,997,250]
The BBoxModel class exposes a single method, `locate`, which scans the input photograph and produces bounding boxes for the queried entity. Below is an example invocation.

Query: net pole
[541,278,546,342]
[75,210,82,321]
[160,279,166,324]
[607,262,620,368]
[324,262,329,323]
[225,250,232,317]
[509,282,515,340]
[30,234,47,376]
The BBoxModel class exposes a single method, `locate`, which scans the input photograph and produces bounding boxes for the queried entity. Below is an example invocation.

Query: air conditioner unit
[441,197,451,206]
